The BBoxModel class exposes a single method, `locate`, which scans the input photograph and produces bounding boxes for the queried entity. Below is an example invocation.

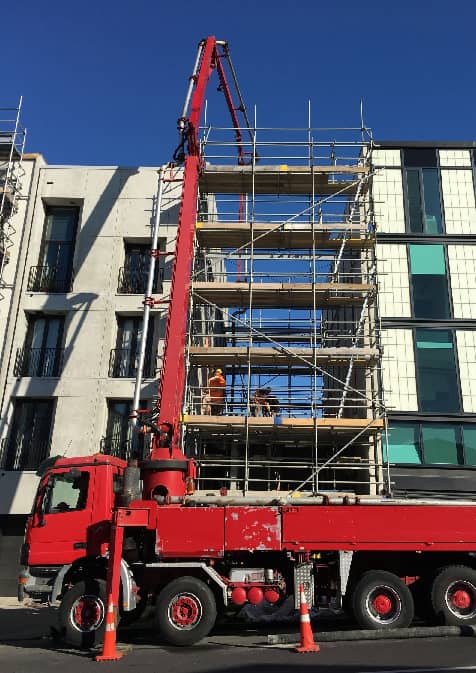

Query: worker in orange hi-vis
[207,368,226,415]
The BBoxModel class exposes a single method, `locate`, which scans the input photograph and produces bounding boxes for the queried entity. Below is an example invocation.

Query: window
[403,149,443,234]
[117,242,163,294]
[415,329,460,413]
[463,426,476,465]
[386,424,421,463]
[386,421,467,465]
[1,399,54,470]
[15,315,64,377]
[409,244,450,319]
[43,472,89,514]
[109,316,154,378]
[421,424,459,464]
[28,206,78,292]
[103,399,148,460]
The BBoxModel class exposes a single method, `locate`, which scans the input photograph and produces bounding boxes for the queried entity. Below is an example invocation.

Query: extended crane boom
[141,37,252,499]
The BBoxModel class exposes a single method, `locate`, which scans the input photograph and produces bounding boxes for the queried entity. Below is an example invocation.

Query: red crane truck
[17,37,476,649]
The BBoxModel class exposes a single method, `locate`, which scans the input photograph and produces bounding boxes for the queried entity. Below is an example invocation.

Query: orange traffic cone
[95,600,124,662]
[295,584,320,653]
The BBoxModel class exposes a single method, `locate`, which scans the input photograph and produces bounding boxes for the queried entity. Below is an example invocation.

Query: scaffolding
[179,117,387,496]
[0,98,26,300]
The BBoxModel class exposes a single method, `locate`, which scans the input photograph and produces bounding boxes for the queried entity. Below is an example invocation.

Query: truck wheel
[351,570,414,629]
[58,578,107,649]
[155,576,217,646]
[431,565,476,625]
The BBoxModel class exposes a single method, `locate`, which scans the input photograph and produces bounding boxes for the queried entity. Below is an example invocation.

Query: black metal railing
[0,436,50,470]
[117,267,163,294]
[108,348,154,378]
[14,347,64,377]
[100,432,150,462]
[27,266,73,293]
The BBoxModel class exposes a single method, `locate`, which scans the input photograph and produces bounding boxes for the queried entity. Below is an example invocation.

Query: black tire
[351,570,414,630]
[58,578,107,649]
[155,576,217,646]
[431,565,476,626]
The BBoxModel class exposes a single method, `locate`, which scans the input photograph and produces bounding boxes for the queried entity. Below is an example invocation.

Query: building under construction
[175,124,385,496]
[1,40,476,592]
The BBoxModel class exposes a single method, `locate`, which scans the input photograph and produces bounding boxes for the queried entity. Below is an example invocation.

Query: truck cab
[19,454,126,603]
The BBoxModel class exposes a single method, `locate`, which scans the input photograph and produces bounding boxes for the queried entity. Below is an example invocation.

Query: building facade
[0,142,475,594]
[375,143,476,495]
[0,157,181,593]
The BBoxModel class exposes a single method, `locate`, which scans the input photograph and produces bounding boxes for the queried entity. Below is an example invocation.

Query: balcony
[117,267,163,295]
[0,435,50,470]
[14,347,64,377]
[27,266,73,293]
[100,433,150,462]
[108,348,154,378]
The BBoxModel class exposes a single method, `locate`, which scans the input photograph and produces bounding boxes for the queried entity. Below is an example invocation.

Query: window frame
[38,205,79,291]
[401,149,445,235]
[43,471,90,515]
[386,420,470,466]
[407,243,453,320]
[104,398,148,460]
[22,314,65,377]
[413,328,462,414]
[2,398,56,470]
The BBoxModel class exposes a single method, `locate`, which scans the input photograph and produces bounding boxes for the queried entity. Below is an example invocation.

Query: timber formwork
[181,125,385,495]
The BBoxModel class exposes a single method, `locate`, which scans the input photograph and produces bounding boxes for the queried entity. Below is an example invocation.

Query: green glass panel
[422,169,443,234]
[415,330,460,413]
[406,169,423,233]
[416,339,453,349]
[412,275,450,319]
[409,245,450,319]
[463,426,476,466]
[409,245,446,275]
[386,424,421,464]
[422,424,459,464]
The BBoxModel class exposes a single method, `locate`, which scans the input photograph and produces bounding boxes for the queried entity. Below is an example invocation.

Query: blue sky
[7,0,476,166]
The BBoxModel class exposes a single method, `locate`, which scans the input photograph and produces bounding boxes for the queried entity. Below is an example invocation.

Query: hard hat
[215,368,223,374]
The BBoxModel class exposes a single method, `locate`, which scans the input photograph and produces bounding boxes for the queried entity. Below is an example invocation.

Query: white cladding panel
[456,330,476,413]
[372,149,401,167]
[381,329,418,411]
[441,169,476,234]
[372,168,405,234]
[439,150,472,167]
[448,245,476,319]
[377,243,411,318]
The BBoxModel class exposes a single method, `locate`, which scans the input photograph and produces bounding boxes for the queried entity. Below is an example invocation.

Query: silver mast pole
[130,165,166,440]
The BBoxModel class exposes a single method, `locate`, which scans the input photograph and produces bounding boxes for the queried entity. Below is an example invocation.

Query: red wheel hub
[171,595,199,626]
[73,598,102,630]
[451,589,472,610]
[372,594,393,615]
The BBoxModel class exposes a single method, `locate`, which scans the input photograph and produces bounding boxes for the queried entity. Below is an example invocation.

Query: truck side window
[43,472,90,514]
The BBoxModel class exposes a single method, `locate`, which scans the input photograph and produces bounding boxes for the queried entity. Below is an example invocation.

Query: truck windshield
[43,472,90,514]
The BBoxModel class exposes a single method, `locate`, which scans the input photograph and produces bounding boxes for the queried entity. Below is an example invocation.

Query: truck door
[28,468,94,565]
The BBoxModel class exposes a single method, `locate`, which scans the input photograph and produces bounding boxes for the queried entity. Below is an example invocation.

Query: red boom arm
[142,38,249,498]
